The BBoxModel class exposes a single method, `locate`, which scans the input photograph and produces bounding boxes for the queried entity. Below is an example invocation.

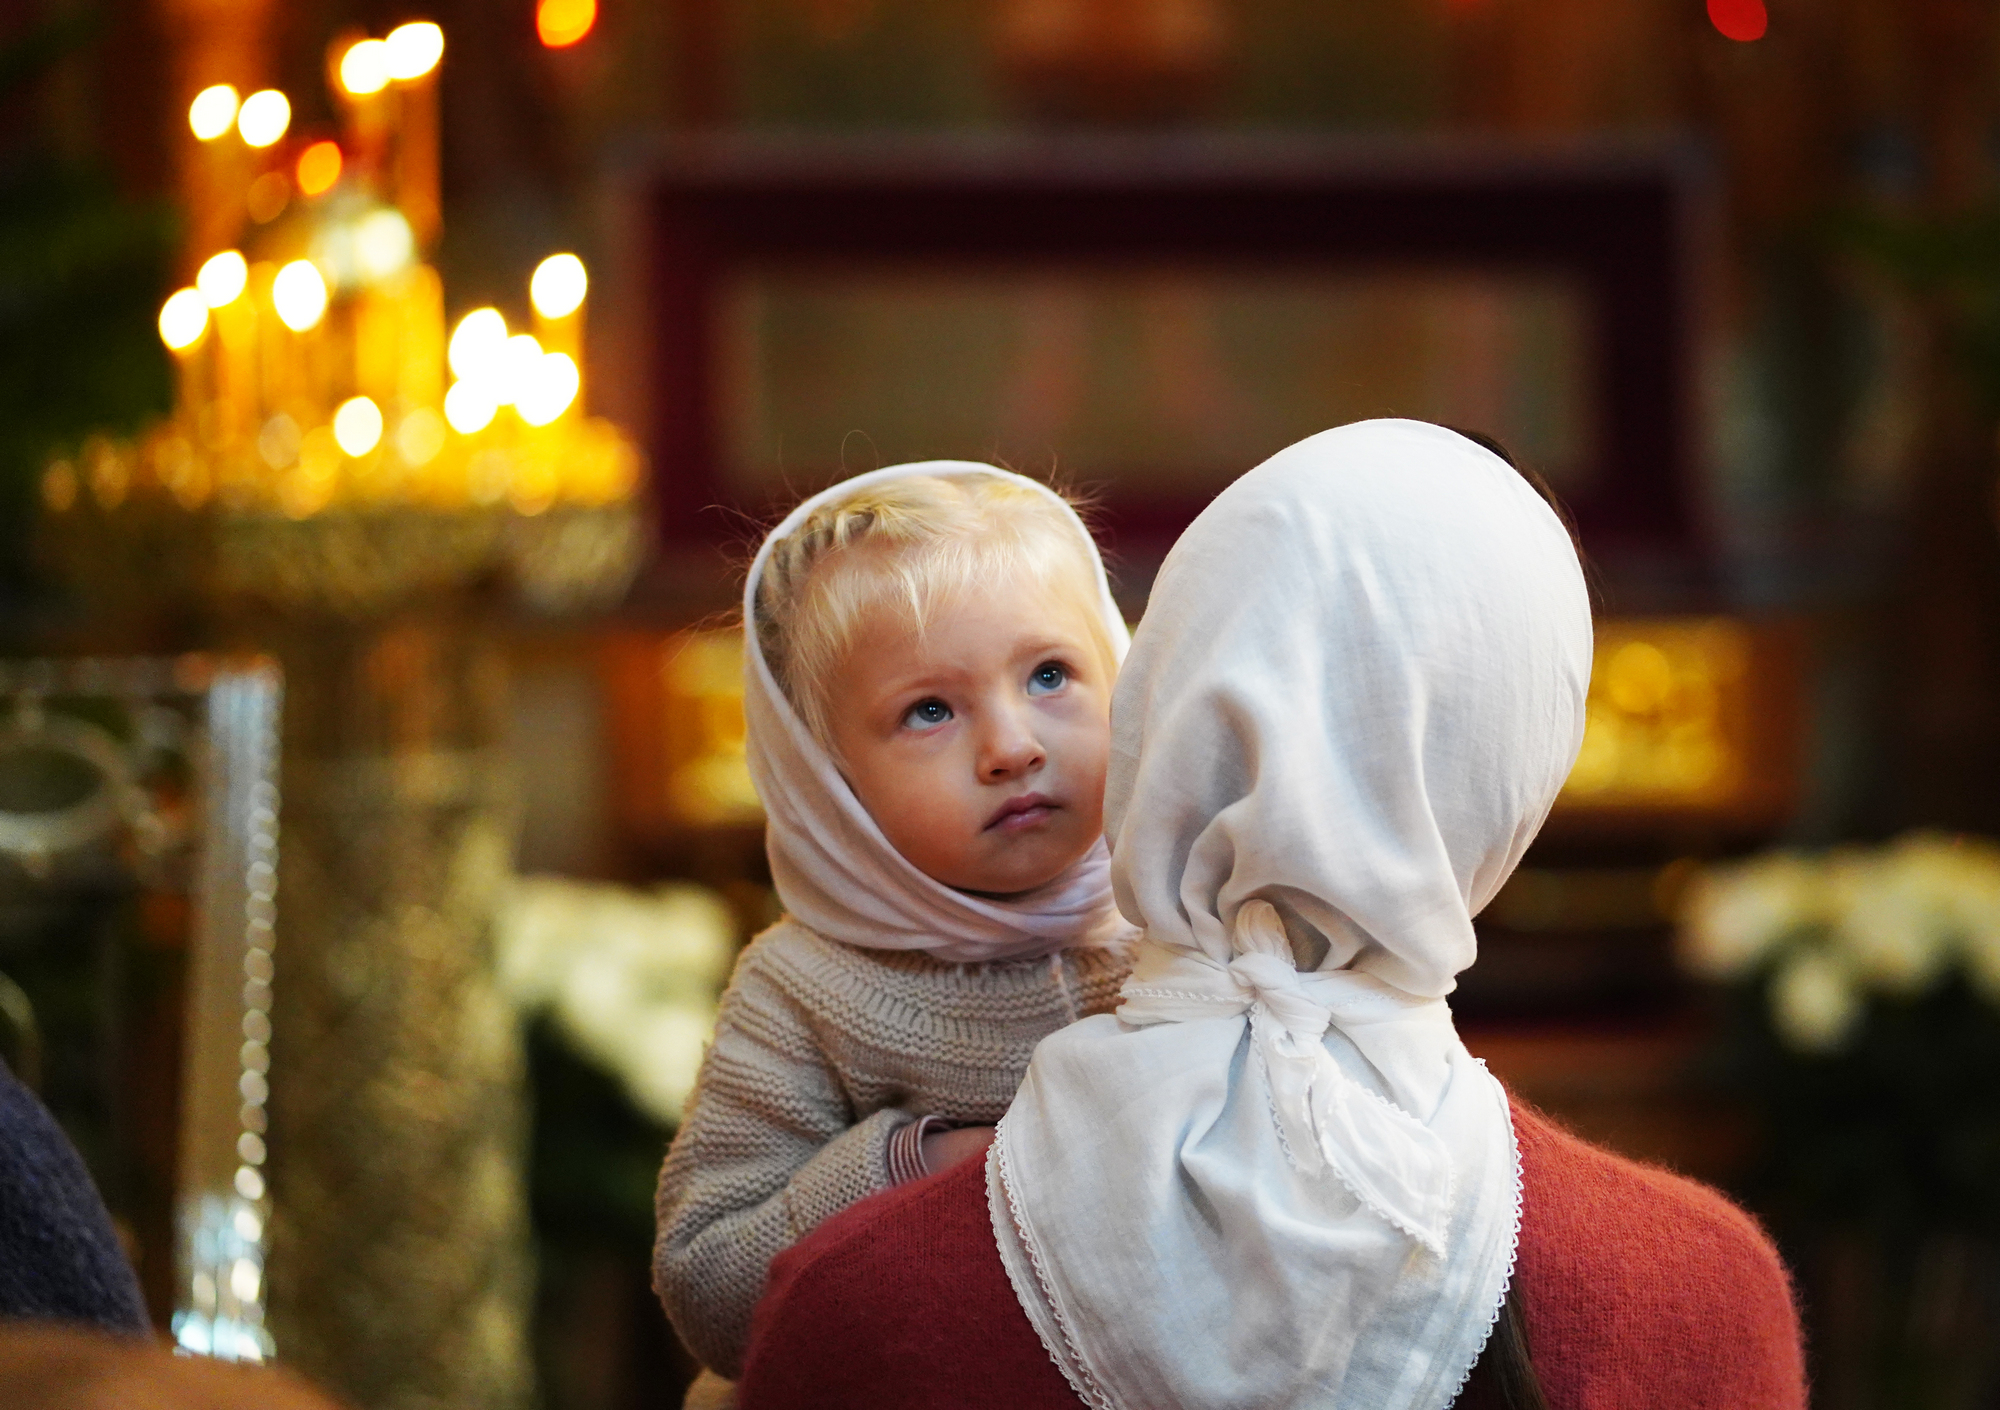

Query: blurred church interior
[4,0,2000,1406]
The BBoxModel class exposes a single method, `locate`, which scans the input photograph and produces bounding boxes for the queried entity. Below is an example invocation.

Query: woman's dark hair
[1458,1282,1549,1410]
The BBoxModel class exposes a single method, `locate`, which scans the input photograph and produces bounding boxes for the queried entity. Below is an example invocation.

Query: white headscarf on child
[744,461,1133,965]
[987,420,1593,1409]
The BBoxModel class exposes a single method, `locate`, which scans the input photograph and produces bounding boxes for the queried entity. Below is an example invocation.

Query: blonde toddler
[652,462,1135,1381]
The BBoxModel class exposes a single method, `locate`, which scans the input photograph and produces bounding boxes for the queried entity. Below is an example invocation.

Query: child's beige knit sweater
[653,917,1132,1378]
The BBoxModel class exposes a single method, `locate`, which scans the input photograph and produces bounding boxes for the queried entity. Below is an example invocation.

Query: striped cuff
[886,1114,952,1186]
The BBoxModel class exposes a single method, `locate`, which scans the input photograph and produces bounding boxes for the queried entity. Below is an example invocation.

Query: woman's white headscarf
[744,460,1133,964]
[987,421,1593,1408]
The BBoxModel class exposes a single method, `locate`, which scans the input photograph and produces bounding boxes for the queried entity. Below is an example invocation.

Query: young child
[653,461,1136,1384]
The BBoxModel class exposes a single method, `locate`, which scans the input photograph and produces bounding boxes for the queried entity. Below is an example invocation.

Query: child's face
[826,565,1112,898]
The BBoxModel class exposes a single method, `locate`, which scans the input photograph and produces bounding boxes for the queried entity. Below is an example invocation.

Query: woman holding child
[662,421,1808,1408]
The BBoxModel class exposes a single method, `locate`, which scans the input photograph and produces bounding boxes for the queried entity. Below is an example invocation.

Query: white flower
[1833,844,1951,996]
[1769,949,1862,1054]
[494,876,601,1008]
[495,875,740,1122]
[1678,852,1821,979]
[556,945,648,1060]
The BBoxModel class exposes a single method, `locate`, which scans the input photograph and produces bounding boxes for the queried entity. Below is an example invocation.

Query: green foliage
[1720,972,2000,1234]
[0,15,177,595]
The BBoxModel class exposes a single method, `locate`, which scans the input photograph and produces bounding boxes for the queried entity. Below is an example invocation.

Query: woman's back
[737,1096,1805,1410]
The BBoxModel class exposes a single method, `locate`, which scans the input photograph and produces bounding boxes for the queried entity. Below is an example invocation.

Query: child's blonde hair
[757,472,1113,746]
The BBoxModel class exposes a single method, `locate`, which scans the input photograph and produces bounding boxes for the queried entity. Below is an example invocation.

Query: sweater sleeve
[653,940,912,1378]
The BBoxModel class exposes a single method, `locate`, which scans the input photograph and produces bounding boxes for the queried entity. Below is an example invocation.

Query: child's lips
[986,793,1060,832]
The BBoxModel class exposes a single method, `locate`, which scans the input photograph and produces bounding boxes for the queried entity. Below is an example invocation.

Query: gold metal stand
[266,612,529,1410]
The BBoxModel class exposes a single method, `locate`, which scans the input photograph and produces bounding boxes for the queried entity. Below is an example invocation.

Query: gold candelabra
[41,20,643,617]
[41,21,642,1409]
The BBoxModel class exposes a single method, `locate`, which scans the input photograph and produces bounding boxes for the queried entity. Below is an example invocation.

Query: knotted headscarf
[744,461,1133,963]
[987,420,1592,1408]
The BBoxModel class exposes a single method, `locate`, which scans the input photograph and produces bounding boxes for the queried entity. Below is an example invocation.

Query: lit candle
[530,253,587,366]
[396,265,446,412]
[529,254,587,492]
[159,287,214,447]
[385,23,445,250]
[213,283,261,456]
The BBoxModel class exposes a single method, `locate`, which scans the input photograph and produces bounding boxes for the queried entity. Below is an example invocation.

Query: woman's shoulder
[1511,1097,1787,1278]
[1509,1097,1805,1409]
[737,1158,1075,1410]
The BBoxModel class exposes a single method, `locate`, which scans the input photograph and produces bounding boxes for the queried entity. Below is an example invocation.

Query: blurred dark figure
[0,1055,146,1334]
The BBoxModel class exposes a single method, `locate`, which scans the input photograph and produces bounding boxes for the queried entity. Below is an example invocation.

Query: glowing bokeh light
[499,333,545,403]
[246,171,290,223]
[385,22,445,80]
[448,308,509,382]
[1707,0,1767,41]
[333,396,384,456]
[444,380,498,434]
[339,39,391,96]
[272,261,329,331]
[258,413,302,469]
[236,90,291,147]
[395,407,447,465]
[355,209,416,281]
[530,254,588,319]
[189,85,240,141]
[158,289,210,351]
[196,250,249,308]
[517,352,581,426]
[537,0,597,48]
[297,141,343,196]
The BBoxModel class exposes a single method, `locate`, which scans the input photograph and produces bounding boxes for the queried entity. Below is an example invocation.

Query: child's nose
[980,712,1046,780]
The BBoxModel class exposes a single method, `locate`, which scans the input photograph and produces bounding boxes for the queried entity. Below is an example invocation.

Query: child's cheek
[903,746,974,825]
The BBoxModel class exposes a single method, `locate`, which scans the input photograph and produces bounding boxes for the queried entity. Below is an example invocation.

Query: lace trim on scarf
[1256,1043,1307,1173]
[988,1117,1120,1410]
[1246,1021,1456,1258]
[1444,1062,1524,1408]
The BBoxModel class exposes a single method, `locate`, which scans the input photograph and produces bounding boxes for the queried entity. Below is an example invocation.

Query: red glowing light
[1708,0,1767,42]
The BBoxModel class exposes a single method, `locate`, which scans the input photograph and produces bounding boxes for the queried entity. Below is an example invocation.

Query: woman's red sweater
[737,1097,1806,1409]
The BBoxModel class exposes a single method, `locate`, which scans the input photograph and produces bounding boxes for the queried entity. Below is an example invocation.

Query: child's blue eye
[903,698,952,730]
[1027,662,1068,696]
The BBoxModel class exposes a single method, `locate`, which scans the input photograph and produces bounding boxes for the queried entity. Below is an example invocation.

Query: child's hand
[920,1124,995,1175]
